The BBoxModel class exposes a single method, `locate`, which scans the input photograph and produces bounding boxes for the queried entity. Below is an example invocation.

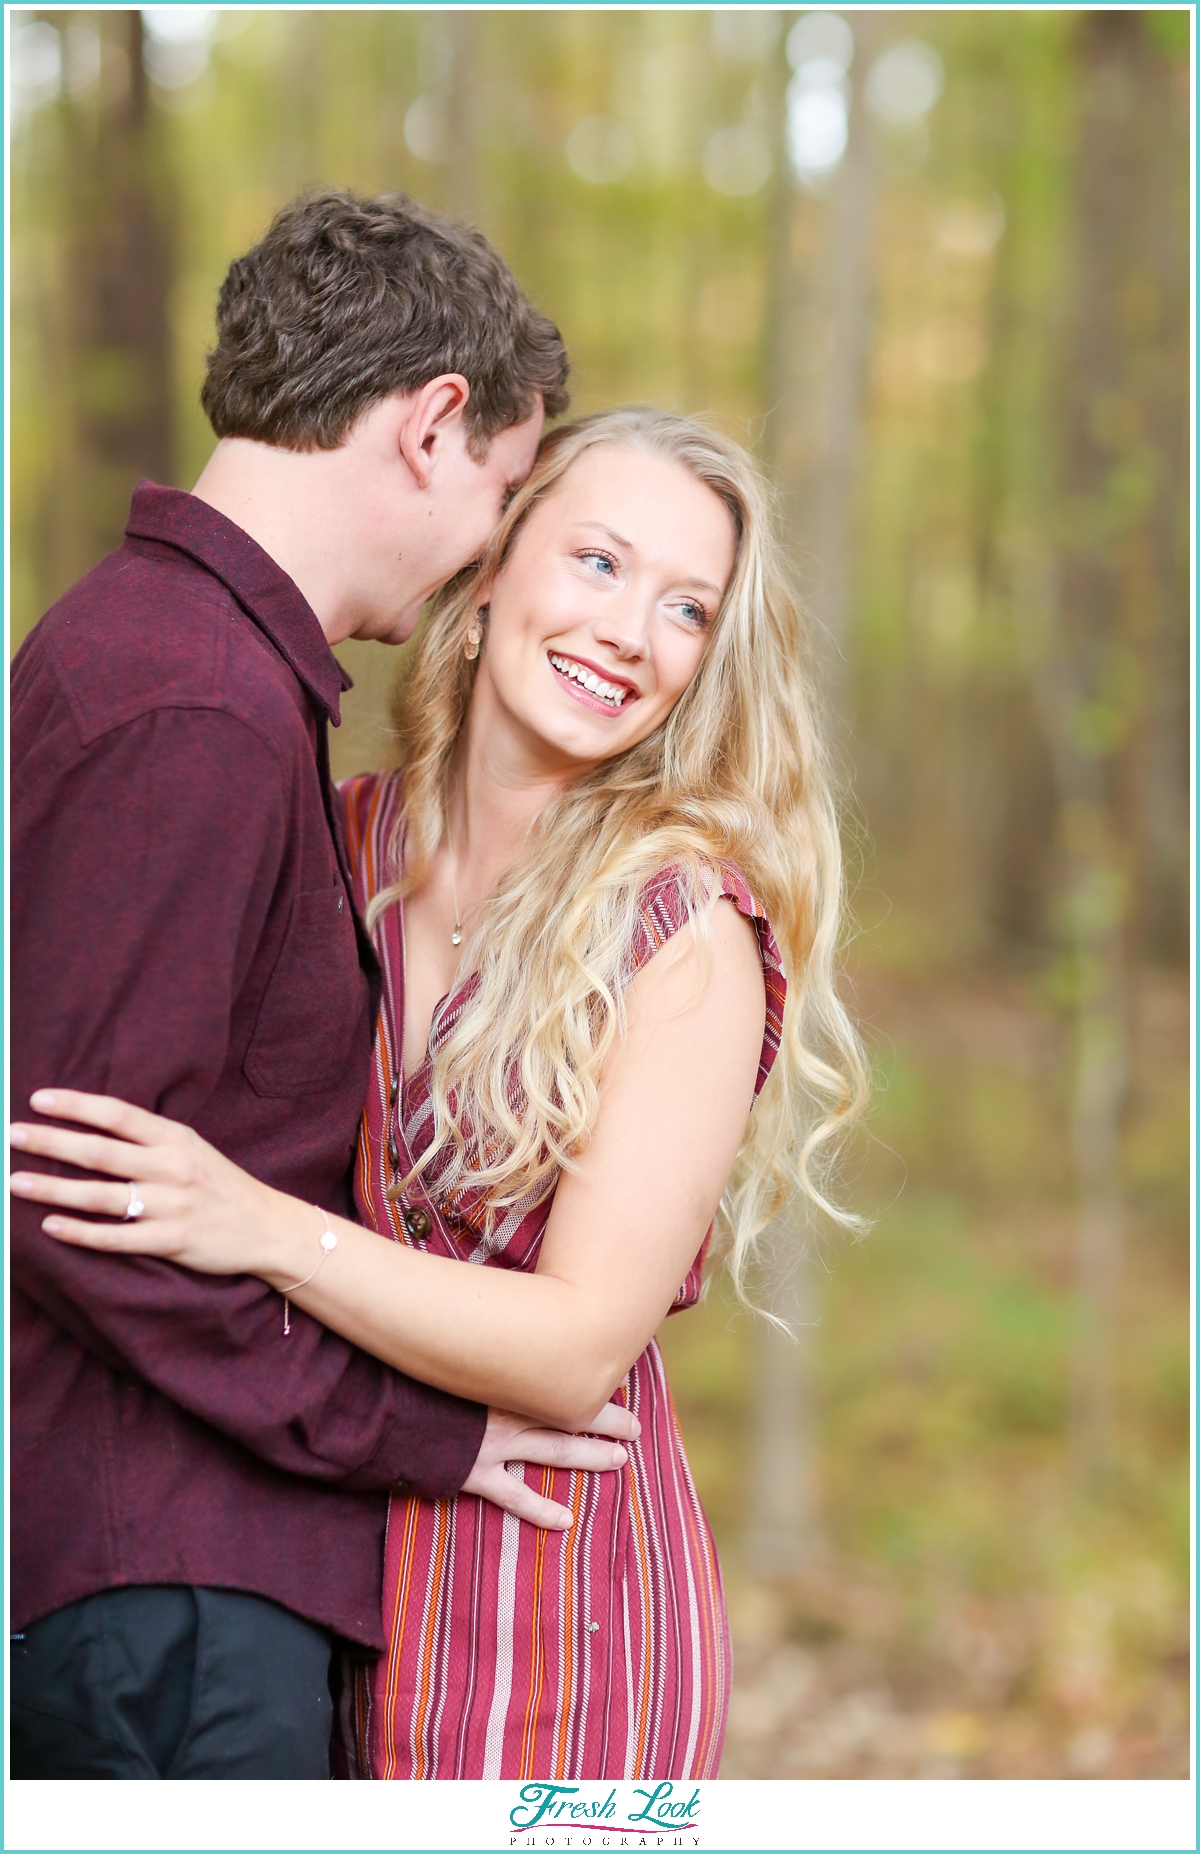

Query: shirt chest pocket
[244,885,366,1096]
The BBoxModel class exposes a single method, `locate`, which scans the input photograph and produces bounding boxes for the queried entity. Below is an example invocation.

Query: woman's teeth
[549,653,630,707]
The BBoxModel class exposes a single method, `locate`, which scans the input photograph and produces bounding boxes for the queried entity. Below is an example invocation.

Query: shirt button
[389,1077,399,1105]
[404,1207,432,1240]
[387,1137,399,1168]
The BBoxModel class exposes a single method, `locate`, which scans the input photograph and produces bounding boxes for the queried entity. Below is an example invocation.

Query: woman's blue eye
[581,550,616,575]
[680,601,708,626]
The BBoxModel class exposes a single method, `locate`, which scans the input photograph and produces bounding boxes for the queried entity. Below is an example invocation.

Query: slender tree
[1051,11,1183,1482]
[66,11,173,560]
[745,11,892,1579]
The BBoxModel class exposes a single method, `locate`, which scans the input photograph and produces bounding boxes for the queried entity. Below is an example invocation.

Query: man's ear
[396,374,472,490]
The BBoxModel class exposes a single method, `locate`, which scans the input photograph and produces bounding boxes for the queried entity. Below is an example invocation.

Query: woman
[11,408,865,1781]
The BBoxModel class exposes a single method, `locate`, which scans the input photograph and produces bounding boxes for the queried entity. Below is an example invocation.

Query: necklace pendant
[451,925,462,947]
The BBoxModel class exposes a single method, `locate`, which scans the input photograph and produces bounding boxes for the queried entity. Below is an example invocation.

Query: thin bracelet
[282,1208,339,1336]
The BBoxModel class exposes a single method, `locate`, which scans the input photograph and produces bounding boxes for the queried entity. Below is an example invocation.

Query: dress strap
[630,861,786,1099]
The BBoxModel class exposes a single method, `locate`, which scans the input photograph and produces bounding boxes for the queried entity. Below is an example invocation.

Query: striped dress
[341,770,786,1782]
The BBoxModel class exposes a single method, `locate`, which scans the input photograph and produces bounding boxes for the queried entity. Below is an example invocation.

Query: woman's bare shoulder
[626,877,763,1020]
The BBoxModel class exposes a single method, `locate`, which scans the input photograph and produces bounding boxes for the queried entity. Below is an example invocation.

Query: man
[10,191,634,1780]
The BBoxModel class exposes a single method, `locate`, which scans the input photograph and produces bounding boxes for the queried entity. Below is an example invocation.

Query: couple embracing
[10,191,863,1782]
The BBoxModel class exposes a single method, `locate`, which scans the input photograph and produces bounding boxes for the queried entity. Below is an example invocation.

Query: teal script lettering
[628,1783,701,1827]
[511,1785,619,1828]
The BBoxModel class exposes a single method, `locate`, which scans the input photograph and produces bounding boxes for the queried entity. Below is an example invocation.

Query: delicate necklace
[446,820,463,947]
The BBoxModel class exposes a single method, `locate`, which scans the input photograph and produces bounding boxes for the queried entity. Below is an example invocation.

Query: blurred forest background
[9,6,1191,1779]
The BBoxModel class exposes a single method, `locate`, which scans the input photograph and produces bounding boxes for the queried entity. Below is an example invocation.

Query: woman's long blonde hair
[370,406,867,1299]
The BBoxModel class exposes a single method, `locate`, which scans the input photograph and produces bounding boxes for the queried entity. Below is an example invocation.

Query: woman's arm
[11,902,766,1432]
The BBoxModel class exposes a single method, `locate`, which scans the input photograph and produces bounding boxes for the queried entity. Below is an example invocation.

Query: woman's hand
[9,1089,296,1278]
[9,1088,645,1535]
[462,1405,639,1531]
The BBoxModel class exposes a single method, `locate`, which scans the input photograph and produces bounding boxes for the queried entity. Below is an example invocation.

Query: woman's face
[470,444,738,777]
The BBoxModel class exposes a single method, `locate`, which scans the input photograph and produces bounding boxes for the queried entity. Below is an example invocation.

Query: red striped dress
[341,770,786,1781]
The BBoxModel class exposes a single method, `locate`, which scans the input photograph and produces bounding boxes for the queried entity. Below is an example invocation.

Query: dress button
[404,1207,432,1240]
[389,1077,399,1105]
[387,1137,399,1168]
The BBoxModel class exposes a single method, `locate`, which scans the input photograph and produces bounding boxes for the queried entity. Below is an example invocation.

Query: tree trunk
[803,12,886,719]
[67,11,173,562]
[1033,638,1129,1486]
[744,1262,824,1578]
[1052,11,1164,1483]
[744,13,888,1579]
[444,11,480,226]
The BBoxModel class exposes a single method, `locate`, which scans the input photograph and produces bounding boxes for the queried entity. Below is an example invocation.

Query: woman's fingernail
[10,1173,32,1189]
[30,1091,55,1110]
[9,1127,28,1147]
[612,1446,628,1467]
[42,1217,62,1235]
[556,1512,574,1531]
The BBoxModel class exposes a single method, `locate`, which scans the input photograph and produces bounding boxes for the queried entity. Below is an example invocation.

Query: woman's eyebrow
[574,522,723,596]
[573,520,634,549]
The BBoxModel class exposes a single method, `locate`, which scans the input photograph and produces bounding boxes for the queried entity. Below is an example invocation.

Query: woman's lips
[547,651,638,716]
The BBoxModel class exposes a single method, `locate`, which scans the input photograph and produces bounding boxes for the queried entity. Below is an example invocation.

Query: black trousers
[10,1585,335,1779]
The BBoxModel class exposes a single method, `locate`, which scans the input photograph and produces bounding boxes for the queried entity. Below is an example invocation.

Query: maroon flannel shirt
[10,481,486,1645]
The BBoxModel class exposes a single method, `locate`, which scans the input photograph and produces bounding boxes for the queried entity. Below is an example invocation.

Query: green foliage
[1144,10,1192,57]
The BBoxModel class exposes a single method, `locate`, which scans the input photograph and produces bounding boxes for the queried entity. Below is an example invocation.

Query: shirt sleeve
[11,697,485,1499]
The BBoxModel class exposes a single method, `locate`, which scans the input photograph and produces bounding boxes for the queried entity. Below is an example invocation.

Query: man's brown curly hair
[201,190,569,456]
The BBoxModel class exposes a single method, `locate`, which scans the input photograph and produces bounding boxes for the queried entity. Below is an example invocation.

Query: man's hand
[460,1402,640,1530]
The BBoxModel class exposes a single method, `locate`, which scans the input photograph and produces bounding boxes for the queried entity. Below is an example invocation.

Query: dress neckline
[393,840,461,1106]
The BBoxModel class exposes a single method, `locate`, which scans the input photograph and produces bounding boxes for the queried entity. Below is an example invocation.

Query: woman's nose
[592,593,650,661]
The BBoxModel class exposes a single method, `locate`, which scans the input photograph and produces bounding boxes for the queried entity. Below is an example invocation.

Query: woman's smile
[546,649,639,713]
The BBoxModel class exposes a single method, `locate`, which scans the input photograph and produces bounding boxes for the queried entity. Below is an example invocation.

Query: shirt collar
[124,480,353,723]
